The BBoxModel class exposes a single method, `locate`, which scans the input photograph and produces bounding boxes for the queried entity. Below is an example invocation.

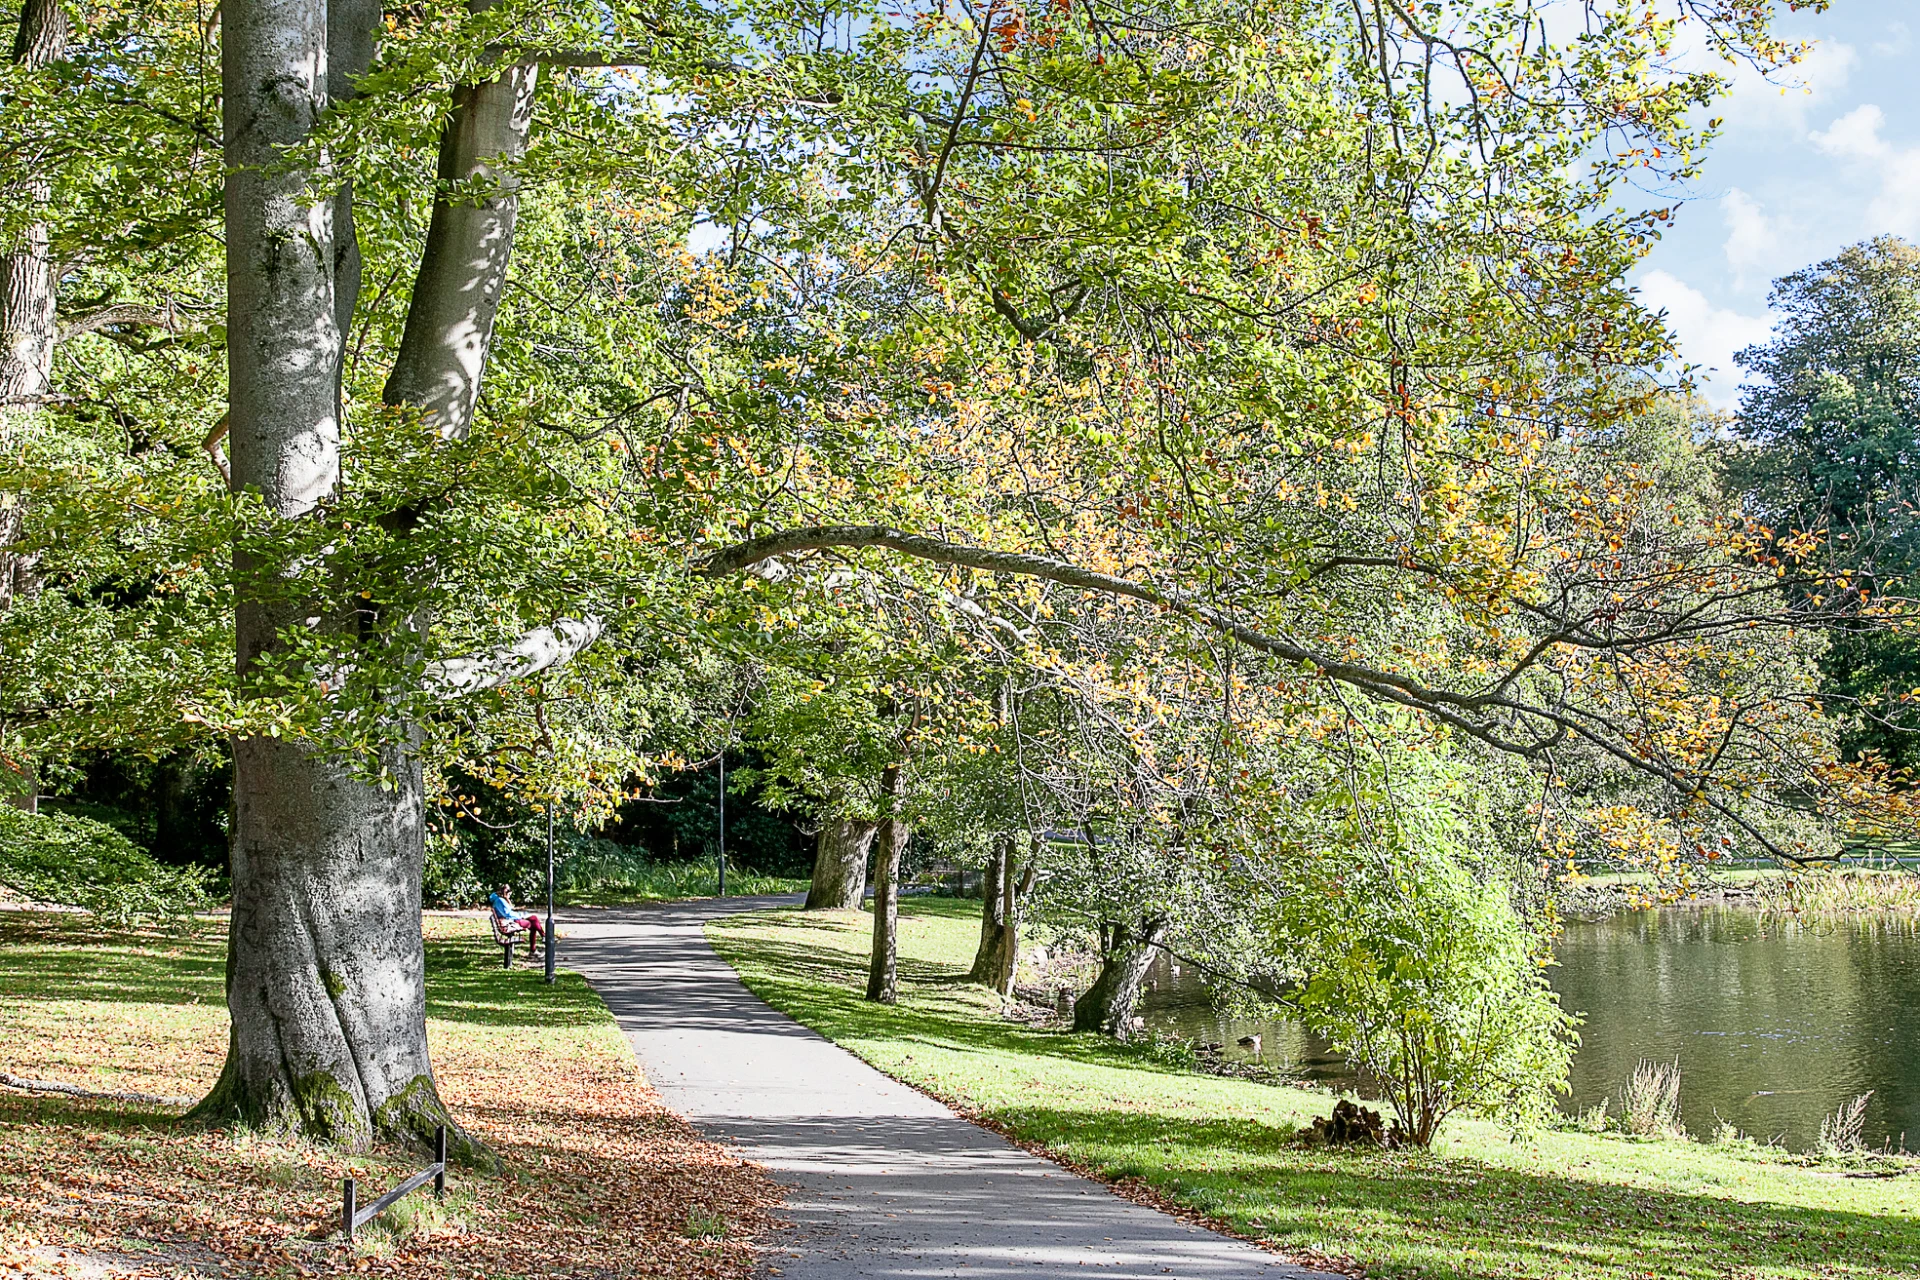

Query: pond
[1135,906,1920,1151]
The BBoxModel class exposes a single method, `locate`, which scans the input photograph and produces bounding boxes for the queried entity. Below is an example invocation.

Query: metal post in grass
[544,801,556,984]
[716,750,727,898]
[340,1126,449,1241]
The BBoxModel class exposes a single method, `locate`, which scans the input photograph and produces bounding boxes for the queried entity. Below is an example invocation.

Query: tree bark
[805,818,876,910]
[0,0,67,812]
[864,763,907,1004]
[968,832,1030,995]
[380,40,537,435]
[1073,916,1166,1037]
[196,0,475,1155]
[328,0,379,407]
[0,0,62,432]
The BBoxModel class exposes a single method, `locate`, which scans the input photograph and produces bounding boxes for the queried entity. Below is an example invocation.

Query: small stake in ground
[342,1125,448,1240]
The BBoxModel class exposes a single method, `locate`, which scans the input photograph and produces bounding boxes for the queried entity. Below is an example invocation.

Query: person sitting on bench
[487,885,545,959]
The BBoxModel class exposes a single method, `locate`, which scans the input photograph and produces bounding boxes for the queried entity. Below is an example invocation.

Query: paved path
[560,896,1334,1280]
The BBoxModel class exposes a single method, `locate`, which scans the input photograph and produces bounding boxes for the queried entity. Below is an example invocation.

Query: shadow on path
[561,896,1334,1280]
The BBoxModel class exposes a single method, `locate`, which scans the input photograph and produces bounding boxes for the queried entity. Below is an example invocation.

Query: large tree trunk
[196,743,457,1147]
[195,0,476,1154]
[864,763,907,1004]
[968,832,1030,995]
[0,0,67,812]
[1073,916,1166,1037]
[805,818,876,909]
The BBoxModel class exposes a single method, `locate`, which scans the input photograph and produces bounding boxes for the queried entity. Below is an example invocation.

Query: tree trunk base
[186,1045,491,1165]
[806,820,876,910]
[1073,918,1165,1037]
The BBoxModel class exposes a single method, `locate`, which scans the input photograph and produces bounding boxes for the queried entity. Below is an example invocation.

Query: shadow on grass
[422,941,608,1028]
[715,915,1189,1078]
[0,913,225,1006]
[991,1105,1919,1279]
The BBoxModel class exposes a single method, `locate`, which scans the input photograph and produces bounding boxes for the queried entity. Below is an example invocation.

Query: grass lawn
[555,868,809,908]
[0,910,777,1279]
[708,900,1920,1280]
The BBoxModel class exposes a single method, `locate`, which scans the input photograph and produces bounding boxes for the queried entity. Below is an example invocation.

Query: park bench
[487,912,527,968]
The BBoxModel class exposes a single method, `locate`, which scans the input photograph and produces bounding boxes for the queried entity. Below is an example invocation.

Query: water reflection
[1135,907,1920,1151]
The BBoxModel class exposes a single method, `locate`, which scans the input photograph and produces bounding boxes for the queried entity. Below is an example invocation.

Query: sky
[1637,1,1920,410]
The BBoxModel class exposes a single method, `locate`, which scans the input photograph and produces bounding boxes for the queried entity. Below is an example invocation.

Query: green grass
[708,900,1920,1280]
[555,861,809,907]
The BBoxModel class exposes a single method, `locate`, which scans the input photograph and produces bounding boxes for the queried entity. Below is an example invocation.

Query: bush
[1269,757,1578,1147]
[1290,857,1577,1147]
[0,806,211,923]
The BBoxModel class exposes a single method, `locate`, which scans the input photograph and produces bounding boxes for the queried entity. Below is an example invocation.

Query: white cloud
[1635,270,1774,410]
[1812,103,1890,160]
[1721,189,1782,285]
[1811,104,1920,239]
[1874,22,1911,58]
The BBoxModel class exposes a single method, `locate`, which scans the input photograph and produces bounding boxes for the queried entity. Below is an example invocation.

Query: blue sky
[1637,1,1920,409]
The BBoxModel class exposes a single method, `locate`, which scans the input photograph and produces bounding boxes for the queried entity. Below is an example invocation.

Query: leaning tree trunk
[1073,916,1166,1037]
[806,818,876,909]
[968,832,1029,995]
[865,763,907,1003]
[0,0,66,812]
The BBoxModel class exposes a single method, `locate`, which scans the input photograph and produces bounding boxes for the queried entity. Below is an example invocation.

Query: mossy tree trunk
[1073,915,1166,1037]
[193,744,473,1150]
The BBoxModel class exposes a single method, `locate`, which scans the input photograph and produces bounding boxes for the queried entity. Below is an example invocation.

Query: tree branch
[424,616,604,697]
[57,304,199,343]
[696,524,1840,864]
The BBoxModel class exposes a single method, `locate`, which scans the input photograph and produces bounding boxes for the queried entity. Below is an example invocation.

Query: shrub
[1817,1091,1873,1156]
[1619,1058,1684,1137]
[1273,810,1577,1146]
[0,806,211,923]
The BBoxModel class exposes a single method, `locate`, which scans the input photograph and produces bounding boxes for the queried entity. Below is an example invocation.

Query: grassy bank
[708,900,1919,1280]
[0,910,777,1279]
[1560,867,1920,917]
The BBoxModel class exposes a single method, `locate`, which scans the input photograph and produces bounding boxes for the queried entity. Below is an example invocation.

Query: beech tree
[0,0,842,1149]
[7,0,1912,1157]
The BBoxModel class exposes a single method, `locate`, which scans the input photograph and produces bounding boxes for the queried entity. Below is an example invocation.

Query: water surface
[1136,907,1920,1150]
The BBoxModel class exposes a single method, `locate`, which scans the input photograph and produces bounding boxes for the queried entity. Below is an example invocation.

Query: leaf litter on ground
[0,911,783,1280]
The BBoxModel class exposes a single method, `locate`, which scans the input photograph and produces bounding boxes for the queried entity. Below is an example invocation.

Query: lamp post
[716,751,726,898]
[543,801,556,984]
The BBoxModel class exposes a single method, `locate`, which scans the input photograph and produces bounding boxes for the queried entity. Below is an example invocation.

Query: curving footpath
[560,896,1337,1280]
